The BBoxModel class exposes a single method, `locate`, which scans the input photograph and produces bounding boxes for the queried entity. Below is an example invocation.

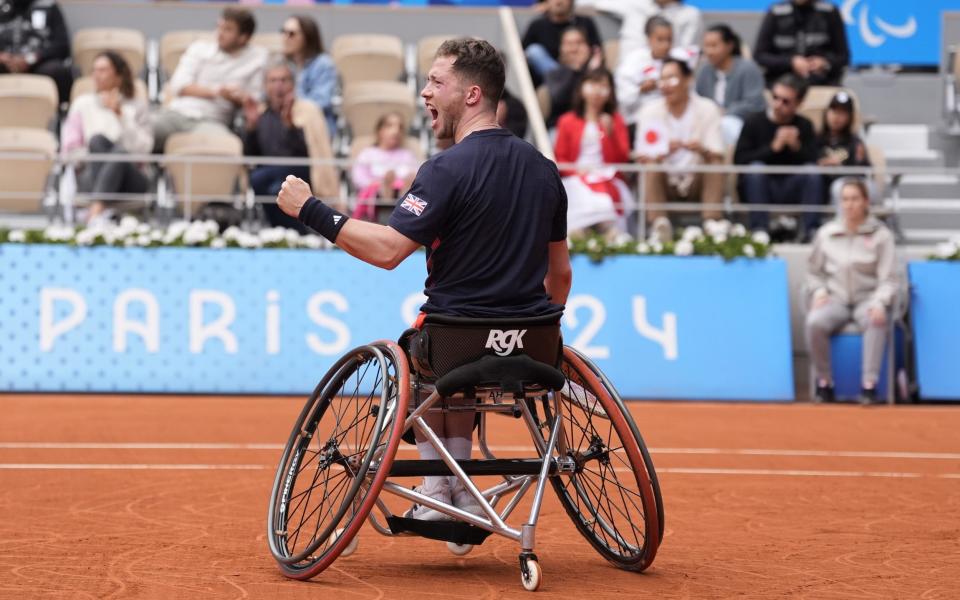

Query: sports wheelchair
[267,312,663,591]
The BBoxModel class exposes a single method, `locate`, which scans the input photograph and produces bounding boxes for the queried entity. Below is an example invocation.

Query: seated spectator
[554,68,633,235]
[635,57,724,225]
[734,73,822,237]
[281,14,337,137]
[152,7,267,153]
[805,178,897,405]
[615,16,673,127]
[242,60,309,232]
[0,0,73,104]
[350,111,419,223]
[522,0,601,85]
[695,24,766,146]
[817,90,870,202]
[498,87,529,139]
[754,0,849,87]
[541,25,603,126]
[61,51,153,223]
[579,0,703,61]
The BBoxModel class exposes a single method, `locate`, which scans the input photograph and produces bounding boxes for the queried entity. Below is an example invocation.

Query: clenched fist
[277,175,313,218]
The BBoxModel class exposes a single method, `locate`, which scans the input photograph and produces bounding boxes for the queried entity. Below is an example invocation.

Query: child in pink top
[350,112,419,221]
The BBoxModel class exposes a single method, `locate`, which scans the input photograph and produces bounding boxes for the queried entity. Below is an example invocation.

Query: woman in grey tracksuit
[805,178,897,404]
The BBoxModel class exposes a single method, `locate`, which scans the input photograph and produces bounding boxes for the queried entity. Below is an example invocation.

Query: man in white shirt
[635,57,724,225]
[579,0,702,63]
[152,7,267,153]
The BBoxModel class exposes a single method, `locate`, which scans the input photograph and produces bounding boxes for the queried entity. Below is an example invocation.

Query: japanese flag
[636,120,669,158]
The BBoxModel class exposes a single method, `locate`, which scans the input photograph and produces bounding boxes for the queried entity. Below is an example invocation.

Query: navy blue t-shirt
[389,128,567,317]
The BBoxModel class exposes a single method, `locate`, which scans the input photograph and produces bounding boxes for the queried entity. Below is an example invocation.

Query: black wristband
[298,196,349,243]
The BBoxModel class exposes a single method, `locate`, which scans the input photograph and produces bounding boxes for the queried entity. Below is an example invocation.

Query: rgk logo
[485,329,527,356]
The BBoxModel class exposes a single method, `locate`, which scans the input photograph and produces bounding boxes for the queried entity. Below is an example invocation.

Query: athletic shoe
[858,387,879,405]
[814,381,835,403]
[403,478,453,521]
[449,477,485,518]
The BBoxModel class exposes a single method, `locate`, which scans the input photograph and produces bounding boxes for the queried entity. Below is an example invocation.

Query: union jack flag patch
[400,194,428,216]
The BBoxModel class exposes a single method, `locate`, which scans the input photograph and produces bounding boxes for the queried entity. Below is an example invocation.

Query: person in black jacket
[734,73,823,236]
[0,0,73,104]
[522,0,601,85]
[817,90,870,202]
[242,61,310,232]
[753,0,849,87]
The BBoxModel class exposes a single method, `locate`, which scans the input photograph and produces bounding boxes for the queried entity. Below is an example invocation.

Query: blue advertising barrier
[907,261,960,401]
[0,245,793,400]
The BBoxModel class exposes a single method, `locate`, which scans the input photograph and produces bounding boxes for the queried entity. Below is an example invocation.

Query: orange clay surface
[1,394,959,599]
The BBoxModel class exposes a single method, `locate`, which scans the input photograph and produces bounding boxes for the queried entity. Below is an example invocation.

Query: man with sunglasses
[734,73,823,240]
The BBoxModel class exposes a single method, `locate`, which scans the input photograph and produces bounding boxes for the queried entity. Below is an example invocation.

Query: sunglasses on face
[280,28,299,38]
[772,94,795,105]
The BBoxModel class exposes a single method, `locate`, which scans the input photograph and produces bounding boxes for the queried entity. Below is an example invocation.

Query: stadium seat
[291,99,340,203]
[0,127,57,213]
[332,34,405,85]
[163,129,244,211]
[603,38,619,69]
[72,28,146,77]
[341,81,415,139]
[159,30,214,79]
[252,32,284,55]
[0,75,58,129]
[417,34,459,84]
[866,144,887,201]
[69,77,149,104]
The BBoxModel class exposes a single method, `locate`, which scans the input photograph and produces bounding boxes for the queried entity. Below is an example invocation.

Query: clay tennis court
[1,394,958,599]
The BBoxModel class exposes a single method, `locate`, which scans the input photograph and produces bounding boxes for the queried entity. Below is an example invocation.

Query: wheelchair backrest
[409,312,563,380]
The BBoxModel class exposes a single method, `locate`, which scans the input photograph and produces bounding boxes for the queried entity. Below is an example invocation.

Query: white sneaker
[449,478,485,517]
[403,478,453,521]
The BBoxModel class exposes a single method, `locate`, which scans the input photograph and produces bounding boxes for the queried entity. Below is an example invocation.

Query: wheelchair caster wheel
[446,541,473,556]
[520,556,542,592]
[328,527,359,557]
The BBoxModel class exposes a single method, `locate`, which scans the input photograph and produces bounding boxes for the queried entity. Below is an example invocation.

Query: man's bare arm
[277,175,419,270]
[335,220,420,270]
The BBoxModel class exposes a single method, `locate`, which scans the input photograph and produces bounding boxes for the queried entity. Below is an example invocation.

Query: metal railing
[1,150,959,240]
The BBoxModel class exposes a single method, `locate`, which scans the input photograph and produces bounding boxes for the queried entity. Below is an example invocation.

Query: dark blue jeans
[250,165,311,233]
[740,164,825,234]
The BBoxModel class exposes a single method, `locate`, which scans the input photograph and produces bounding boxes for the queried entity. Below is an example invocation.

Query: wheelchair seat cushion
[435,354,566,397]
[410,311,563,379]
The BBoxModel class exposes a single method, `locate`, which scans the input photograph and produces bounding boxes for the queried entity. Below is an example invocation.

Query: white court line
[2,442,960,461]
[655,467,926,479]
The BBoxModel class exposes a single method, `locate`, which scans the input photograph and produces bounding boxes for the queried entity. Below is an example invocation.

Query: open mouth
[427,106,439,128]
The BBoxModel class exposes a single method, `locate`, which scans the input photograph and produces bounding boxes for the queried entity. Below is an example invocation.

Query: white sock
[416,441,446,491]
[446,436,473,461]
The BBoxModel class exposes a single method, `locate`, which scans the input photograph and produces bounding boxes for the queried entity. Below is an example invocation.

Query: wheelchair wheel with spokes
[267,341,409,580]
[533,346,661,572]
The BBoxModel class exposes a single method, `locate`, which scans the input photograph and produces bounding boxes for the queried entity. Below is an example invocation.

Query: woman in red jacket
[553,67,634,236]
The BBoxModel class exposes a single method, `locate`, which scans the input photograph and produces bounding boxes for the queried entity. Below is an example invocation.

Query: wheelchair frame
[267,339,662,592]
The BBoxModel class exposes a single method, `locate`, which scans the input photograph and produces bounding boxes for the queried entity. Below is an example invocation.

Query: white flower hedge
[568,219,772,261]
[0,217,331,250]
[0,217,776,260]
[932,237,960,261]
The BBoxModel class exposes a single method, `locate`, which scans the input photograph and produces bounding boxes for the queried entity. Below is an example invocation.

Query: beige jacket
[806,216,897,309]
